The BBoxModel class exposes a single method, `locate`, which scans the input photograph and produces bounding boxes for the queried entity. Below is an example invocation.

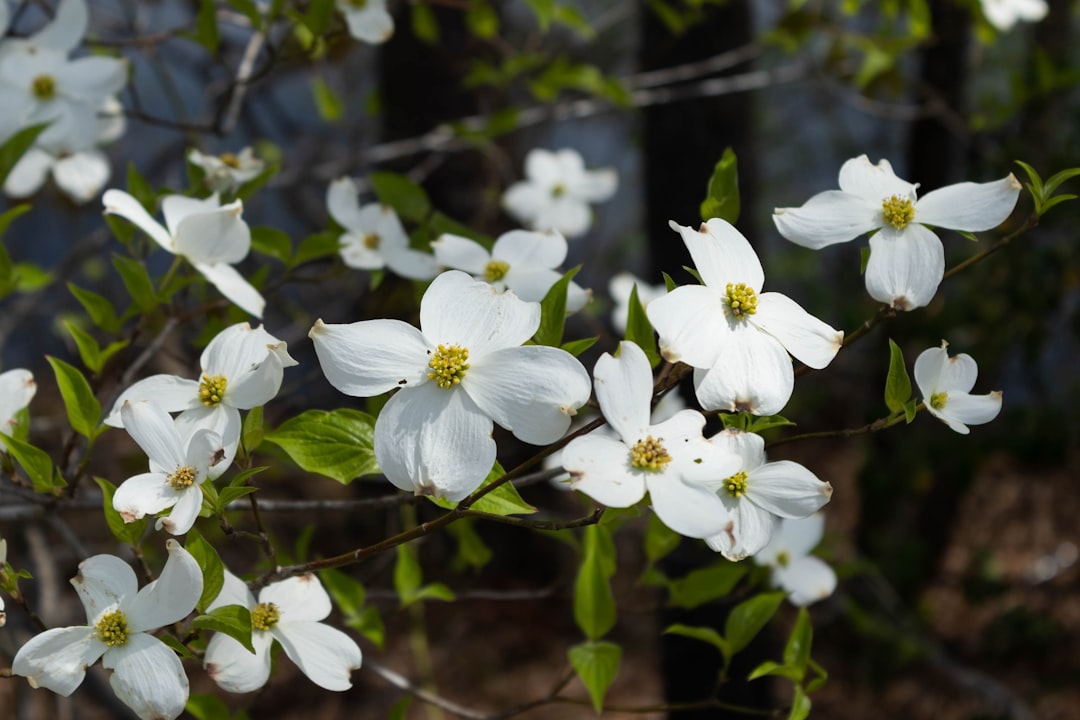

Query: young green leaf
[724,591,785,655]
[2,434,61,493]
[884,338,912,416]
[264,409,378,484]
[0,124,49,186]
[68,283,122,332]
[64,321,128,376]
[429,462,537,516]
[783,607,813,680]
[194,0,221,52]
[369,171,431,223]
[573,524,616,640]
[250,227,292,264]
[185,528,226,613]
[241,406,264,454]
[567,640,622,713]
[192,604,254,653]
[94,477,147,544]
[663,623,730,657]
[47,356,102,440]
[644,512,680,564]
[624,283,660,367]
[533,266,581,347]
[666,561,747,609]
[699,147,740,224]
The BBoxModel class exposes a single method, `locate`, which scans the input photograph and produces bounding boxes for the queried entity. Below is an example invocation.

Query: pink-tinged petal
[930,391,1003,434]
[120,400,185,470]
[72,554,137,623]
[465,344,591,445]
[915,174,1022,231]
[259,574,332,623]
[160,194,221,238]
[563,434,645,508]
[420,271,540,354]
[31,0,89,53]
[776,556,837,606]
[708,429,766,473]
[174,201,250,265]
[207,570,255,612]
[646,474,732,538]
[113,472,179,523]
[671,218,764,292]
[205,630,274,693]
[745,461,832,518]
[52,151,111,204]
[272,621,362,691]
[383,246,439,281]
[590,341,652,444]
[865,224,944,311]
[3,147,52,198]
[432,233,490,275]
[837,155,917,203]
[326,178,365,232]
[310,318,431,396]
[175,405,240,474]
[647,284,728,368]
[913,343,948,399]
[693,326,794,416]
[494,229,568,269]
[194,263,266,318]
[707,499,778,561]
[341,3,394,43]
[102,633,189,720]
[536,198,591,238]
[126,540,202,631]
[105,375,201,427]
[373,384,496,502]
[156,485,202,535]
[103,189,173,252]
[753,293,843,369]
[12,626,104,696]
[501,182,546,225]
[772,190,880,249]
[570,168,617,203]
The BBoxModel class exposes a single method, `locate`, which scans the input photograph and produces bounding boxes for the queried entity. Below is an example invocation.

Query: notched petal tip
[1006,173,1022,190]
[308,319,327,338]
[164,538,181,552]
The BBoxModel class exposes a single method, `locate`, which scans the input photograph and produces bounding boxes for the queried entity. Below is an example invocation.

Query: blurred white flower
[188,147,265,194]
[609,272,667,334]
[336,0,393,44]
[502,148,617,239]
[914,341,1003,434]
[0,368,36,437]
[981,0,1047,30]
[753,514,837,606]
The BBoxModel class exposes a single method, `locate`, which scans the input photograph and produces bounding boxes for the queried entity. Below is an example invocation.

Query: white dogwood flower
[103,190,265,317]
[431,229,589,311]
[914,341,1003,434]
[705,430,833,561]
[335,0,394,44]
[773,155,1021,310]
[609,272,667,334]
[0,535,7,626]
[310,270,591,501]
[188,147,265,194]
[204,570,362,693]
[327,177,437,280]
[113,401,224,535]
[0,368,36,436]
[647,219,843,416]
[105,323,297,469]
[981,0,1047,30]
[502,148,617,239]
[562,341,742,538]
[12,540,202,720]
[753,514,837,607]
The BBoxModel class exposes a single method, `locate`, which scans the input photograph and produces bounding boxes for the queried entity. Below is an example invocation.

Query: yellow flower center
[629,435,671,472]
[776,550,790,568]
[551,183,567,198]
[363,233,381,250]
[220,152,240,168]
[167,465,197,490]
[881,195,915,230]
[32,74,56,100]
[96,610,129,647]
[724,470,749,498]
[724,282,758,318]
[484,259,510,282]
[428,344,470,388]
[930,391,948,410]
[251,602,281,631]
[199,374,228,407]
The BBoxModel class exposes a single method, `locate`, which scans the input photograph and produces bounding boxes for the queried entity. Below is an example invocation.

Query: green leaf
[574,524,616,640]
[1043,166,1080,196]
[217,485,258,507]
[250,226,292,264]
[624,284,660,367]
[94,477,147,544]
[2,434,60,493]
[859,246,870,275]
[429,462,536,516]
[64,321,129,375]
[413,582,455,602]
[523,0,555,31]
[644,512,679,564]
[369,172,431,223]
[160,635,199,662]
[699,147,740,224]
[320,568,367,617]
[242,406,264,453]
[311,76,343,122]
[788,684,812,720]
[533,266,580,347]
[748,659,801,682]
[192,604,254,654]
[465,0,499,38]
[567,640,621,713]
[782,607,812,680]
[68,283,122,332]
[185,528,226,613]
[903,398,917,424]
[747,414,796,433]
[448,518,493,571]
[0,124,49,186]
[1013,160,1043,199]
[112,254,159,313]
[561,336,598,357]
[227,0,263,28]
[884,338,911,415]
[264,408,378,484]
[667,561,747,609]
[292,230,340,268]
[411,2,440,44]
[725,591,785,655]
[125,162,156,212]
[387,698,411,720]
[663,623,730,657]
[552,4,595,39]
[394,542,421,604]
[195,0,221,52]
[47,356,102,441]
[186,693,233,720]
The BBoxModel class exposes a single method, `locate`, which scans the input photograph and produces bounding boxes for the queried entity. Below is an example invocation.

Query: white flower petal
[420,271,540,355]
[326,178,365,231]
[126,540,202,631]
[113,472,178,523]
[272,621,362,691]
[524,149,563,185]
[753,292,843,369]
[501,182,546,226]
[205,629,273,693]
[102,633,189,720]
[259,574,332,623]
[936,349,980,394]
[3,147,52,198]
[103,189,173,252]
[646,475,731,539]
[383,246,439,281]
[647,284,728,368]
[207,569,255,612]
[120,401,185,470]
[0,368,36,434]
[465,345,590,445]
[865,224,944,311]
[310,318,431,396]
[156,485,202,535]
[504,267,563,304]
[373,384,496,501]
[202,323,289,408]
[105,375,201,427]
[56,56,127,104]
[52,151,110,204]
[837,155,917,203]
[775,555,837,606]
[913,343,948,399]
[494,229,568,269]
[772,190,880,249]
[175,405,240,473]
[708,500,778,561]
[563,434,645,508]
[12,626,104,696]
[431,233,491,275]
[31,0,89,53]
[340,2,394,43]
[536,197,591,238]
[915,174,1021,231]
[671,218,764,292]
[707,429,766,473]
[175,202,250,265]
[590,341,652,444]
[777,513,826,559]
[693,326,794,416]
[194,262,266,318]
[930,391,1003,434]
[71,555,138,623]
[745,461,832,518]
[161,195,221,238]
[571,168,617,203]
[339,232,385,270]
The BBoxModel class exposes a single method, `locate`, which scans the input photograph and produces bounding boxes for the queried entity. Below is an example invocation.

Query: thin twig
[364,658,487,720]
